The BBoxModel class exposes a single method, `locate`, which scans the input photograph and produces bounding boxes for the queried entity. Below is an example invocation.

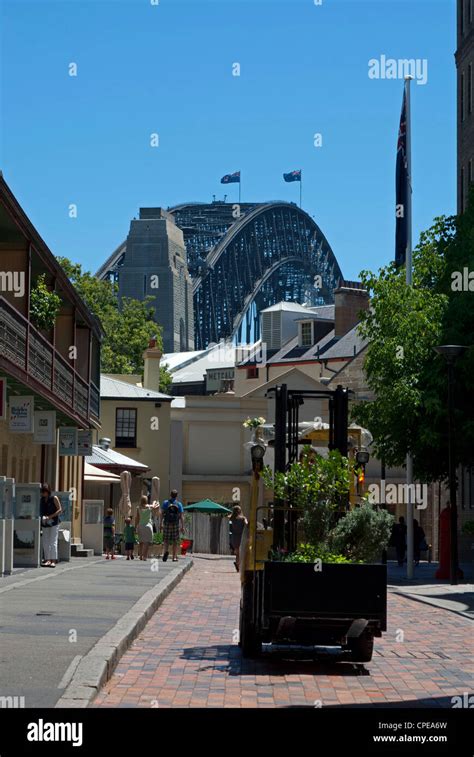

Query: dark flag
[395,88,408,267]
[221,171,240,184]
[283,169,301,182]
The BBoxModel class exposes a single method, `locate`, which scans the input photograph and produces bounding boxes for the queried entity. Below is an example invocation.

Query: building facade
[0,175,102,543]
[456,0,474,211]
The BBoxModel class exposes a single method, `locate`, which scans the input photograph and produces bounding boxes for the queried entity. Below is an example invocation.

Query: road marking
[57,655,83,689]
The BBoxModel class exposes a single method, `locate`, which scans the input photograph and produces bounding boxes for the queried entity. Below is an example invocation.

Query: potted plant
[245,446,394,661]
[243,416,266,442]
[148,531,164,557]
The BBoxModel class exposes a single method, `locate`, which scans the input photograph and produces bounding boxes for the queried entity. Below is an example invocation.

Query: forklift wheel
[348,633,374,663]
[240,581,261,658]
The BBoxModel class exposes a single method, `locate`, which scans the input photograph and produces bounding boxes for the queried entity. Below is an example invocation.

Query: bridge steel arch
[190,202,343,349]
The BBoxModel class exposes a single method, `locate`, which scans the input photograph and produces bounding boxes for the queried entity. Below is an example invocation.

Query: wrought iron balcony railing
[0,296,99,425]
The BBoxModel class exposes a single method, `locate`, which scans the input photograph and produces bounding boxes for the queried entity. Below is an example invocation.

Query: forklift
[239,383,387,661]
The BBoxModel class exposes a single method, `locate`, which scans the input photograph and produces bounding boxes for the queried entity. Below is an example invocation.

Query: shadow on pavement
[181,644,371,677]
[286,695,458,708]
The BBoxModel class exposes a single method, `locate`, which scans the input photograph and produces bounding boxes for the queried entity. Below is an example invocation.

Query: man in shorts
[160,489,185,562]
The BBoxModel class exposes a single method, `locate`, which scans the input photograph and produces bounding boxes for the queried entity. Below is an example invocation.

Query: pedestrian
[229,505,248,572]
[135,495,159,561]
[40,484,62,568]
[159,489,185,563]
[123,516,136,560]
[413,519,427,567]
[103,507,116,560]
[390,516,407,567]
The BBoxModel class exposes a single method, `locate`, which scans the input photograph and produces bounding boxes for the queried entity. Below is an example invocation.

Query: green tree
[353,193,474,482]
[56,257,172,392]
[30,273,62,331]
[263,447,355,545]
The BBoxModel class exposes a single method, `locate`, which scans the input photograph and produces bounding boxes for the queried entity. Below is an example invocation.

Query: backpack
[164,502,180,526]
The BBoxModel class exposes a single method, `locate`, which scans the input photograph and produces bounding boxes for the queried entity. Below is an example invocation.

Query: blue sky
[0,0,456,282]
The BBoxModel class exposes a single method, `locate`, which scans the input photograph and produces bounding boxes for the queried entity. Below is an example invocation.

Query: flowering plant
[243,416,266,429]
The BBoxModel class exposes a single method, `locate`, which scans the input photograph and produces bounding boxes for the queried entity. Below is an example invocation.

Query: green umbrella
[184,499,232,514]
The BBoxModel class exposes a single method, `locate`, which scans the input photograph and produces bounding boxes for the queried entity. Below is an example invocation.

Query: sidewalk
[0,554,191,708]
[387,561,474,620]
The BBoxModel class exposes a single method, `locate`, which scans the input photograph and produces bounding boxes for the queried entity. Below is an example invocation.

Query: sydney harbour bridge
[97,200,343,350]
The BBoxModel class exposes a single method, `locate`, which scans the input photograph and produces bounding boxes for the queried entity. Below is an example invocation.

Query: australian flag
[221,171,240,184]
[395,88,408,267]
[283,169,301,182]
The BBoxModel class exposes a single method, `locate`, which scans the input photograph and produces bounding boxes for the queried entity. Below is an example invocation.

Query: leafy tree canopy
[56,257,173,392]
[352,192,474,482]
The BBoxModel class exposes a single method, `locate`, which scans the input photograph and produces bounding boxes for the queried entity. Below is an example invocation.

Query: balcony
[0,295,100,426]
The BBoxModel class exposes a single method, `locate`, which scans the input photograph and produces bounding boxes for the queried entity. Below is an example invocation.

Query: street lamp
[355,447,370,466]
[433,344,467,585]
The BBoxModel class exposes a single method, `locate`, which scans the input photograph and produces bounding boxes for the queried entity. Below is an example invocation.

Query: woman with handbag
[40,484,62,568]
[135,495,159,561]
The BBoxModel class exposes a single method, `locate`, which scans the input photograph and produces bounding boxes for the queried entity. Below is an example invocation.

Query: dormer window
[300,321,313,347]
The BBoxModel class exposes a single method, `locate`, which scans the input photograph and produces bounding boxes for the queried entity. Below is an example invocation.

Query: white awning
[84,462,121,484]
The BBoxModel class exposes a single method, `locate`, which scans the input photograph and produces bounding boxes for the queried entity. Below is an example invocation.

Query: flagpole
[405,74,414,580]
[299,170,302,208]
[239,171,241,204]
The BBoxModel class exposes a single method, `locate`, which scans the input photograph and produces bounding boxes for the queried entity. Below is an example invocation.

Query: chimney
[143,336,162,392]
[334,281,369,337]
[98,437,111,451]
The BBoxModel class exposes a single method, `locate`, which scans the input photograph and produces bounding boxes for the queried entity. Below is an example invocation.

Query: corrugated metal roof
[100,375,172,401]
[86,445,149,471]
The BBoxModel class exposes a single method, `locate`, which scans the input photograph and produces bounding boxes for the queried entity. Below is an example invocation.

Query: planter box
[263,561,387,627]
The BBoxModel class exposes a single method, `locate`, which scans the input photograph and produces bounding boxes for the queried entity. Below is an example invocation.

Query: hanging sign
[9,396,34,433]
[33,411,56,445]
[77,429,93,456]
[0,377,7,421]
[58,427,78,456]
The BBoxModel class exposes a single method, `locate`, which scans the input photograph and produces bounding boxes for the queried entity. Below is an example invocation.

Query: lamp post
[433,344,467,585]
[355,446,370,499]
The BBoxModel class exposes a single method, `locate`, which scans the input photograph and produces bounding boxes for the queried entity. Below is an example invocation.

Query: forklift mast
[267,383,351,549]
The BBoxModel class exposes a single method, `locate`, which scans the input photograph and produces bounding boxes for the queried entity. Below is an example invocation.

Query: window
[115,408,137,448]
[461,0,465,35]
[469,159,473,188]
[301,321,313,347]
[470,0,473,24]
[246,366,258,379]
[461,166,465,211]
[469,65,472,115]
[461,71,465,122]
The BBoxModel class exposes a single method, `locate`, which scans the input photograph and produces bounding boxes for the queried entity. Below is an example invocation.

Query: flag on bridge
[395,87,409,267]
[221,171,240,184]
[283,169,301,182]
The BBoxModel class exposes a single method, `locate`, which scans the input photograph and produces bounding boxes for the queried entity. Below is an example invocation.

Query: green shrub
[30,274,61,331]
[328,503,394,563]
[282,543,355,564]
[263,447,355,545]
[153,531,164,545]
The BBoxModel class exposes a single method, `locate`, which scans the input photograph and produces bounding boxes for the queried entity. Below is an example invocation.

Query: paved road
[94,555,474,708]
[0,555,186,707]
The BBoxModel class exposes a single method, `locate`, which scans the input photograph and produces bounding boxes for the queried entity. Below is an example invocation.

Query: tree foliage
[352,193,474,482]
[30,273,62,331]
[263,447,355,546]
[56,257,172,391]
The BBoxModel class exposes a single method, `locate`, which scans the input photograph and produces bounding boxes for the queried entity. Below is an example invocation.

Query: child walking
[103,507,116,559]
[123,517,136,560]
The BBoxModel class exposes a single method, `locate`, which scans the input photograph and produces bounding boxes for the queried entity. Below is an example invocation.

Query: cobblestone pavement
[94,556,474,708]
